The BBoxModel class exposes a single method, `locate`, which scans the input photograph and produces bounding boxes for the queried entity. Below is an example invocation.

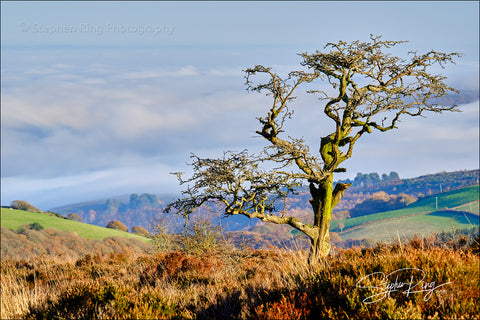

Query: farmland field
[0,208,149,242]
[340,210,479,242]
[453,200,480,215]
[331,185,479,232]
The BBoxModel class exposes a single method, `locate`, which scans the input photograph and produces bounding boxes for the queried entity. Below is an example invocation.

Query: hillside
[1,208,150,241]
[331,185,479,232]
[333,169,480,212]
[339,212,478,243]
[331,185,479,244]
[1,175,479,259]
[50,169,480,233]
[1,208,153,261]
[235,184,479,249]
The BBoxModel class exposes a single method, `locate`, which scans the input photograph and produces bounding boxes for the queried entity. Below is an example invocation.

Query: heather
[2,233,478,319]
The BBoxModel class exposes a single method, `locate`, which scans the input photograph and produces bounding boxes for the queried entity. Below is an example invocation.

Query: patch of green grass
[453,200,480,215]
[332,185,479,231]
[1,208,150,242]
[410,185,480,210]
[340,210,479,242]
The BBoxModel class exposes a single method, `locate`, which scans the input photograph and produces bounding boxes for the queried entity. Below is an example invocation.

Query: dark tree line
[339,171,400,187]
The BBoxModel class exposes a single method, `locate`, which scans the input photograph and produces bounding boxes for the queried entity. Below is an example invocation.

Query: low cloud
[2,48,478,209]
[117,66,199,80]
[1,59,267,184]
[207,67,244,77]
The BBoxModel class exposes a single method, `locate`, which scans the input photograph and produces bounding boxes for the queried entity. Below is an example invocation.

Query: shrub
[151,214,230,253]
[16,222,44,234]
[10,200,42,213]
[139,251,219,287]
[470,233,480,255]
[106,220,128,232]
[177,214,230,254]
[131,226,150,237]
[360,237,376,248]
[67,213,83,222]
[150,216,177,251]
[25,281,188,320]
[29,222,44,231]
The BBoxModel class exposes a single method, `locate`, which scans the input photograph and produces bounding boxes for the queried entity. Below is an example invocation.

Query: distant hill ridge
[50,169,479,231]
[3,170,478,254]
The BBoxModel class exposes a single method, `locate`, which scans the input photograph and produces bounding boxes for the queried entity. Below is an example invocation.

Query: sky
[1,1,479,210]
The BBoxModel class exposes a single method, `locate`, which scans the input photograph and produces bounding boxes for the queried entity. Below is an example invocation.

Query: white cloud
[208,67,244,77]
[2,43,478,209]
[1,60,272,185]
[108,103,201,138]
[82,78,108,85]
[2,87,103,131]
[117,66,199,80]
[118,71,164,80]
[24,67,59,75]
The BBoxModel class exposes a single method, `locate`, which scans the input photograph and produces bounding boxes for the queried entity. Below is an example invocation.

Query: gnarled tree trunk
[308,175,351,265]
[308,176,333,265]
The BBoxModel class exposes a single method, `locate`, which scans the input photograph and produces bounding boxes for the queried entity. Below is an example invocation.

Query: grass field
[453,200,480,215]
[0,208,149,242]
[340,210,479,242]
[413,185,480,209]
[331,185,479,232]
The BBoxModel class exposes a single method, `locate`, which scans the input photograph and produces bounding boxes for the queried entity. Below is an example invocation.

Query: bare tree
[166,35,461,265]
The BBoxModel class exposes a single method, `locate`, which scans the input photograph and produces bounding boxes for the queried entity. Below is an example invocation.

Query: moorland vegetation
[1,226,479,319]
[1,189,479,319]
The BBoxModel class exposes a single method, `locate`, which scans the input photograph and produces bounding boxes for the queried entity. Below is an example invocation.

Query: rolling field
[339,210,479,242]
[331,185,479,232]
[2,185,478,246]
[0,208,149,242]
[453,200,480,215]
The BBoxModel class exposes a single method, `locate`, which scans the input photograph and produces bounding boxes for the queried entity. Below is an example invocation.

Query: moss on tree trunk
[308,175,334,265]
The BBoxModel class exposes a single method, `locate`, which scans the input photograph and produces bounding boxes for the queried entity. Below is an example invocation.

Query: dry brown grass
[1,235,479,319]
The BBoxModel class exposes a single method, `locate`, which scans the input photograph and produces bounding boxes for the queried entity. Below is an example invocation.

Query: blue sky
[1,1,479,209]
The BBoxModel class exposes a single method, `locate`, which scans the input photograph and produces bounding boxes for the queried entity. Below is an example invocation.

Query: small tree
[67,213,84,222]
[166,36,460,265]
[178,214,227,253]
[10,200,42,213]
[106,220,128,232]
[131,226,150,237]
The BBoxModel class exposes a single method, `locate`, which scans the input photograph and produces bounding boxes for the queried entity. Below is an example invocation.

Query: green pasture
[0,208,150,242]
[340,210,479,242]
[331,185,479,232]
[453,200,479,215]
